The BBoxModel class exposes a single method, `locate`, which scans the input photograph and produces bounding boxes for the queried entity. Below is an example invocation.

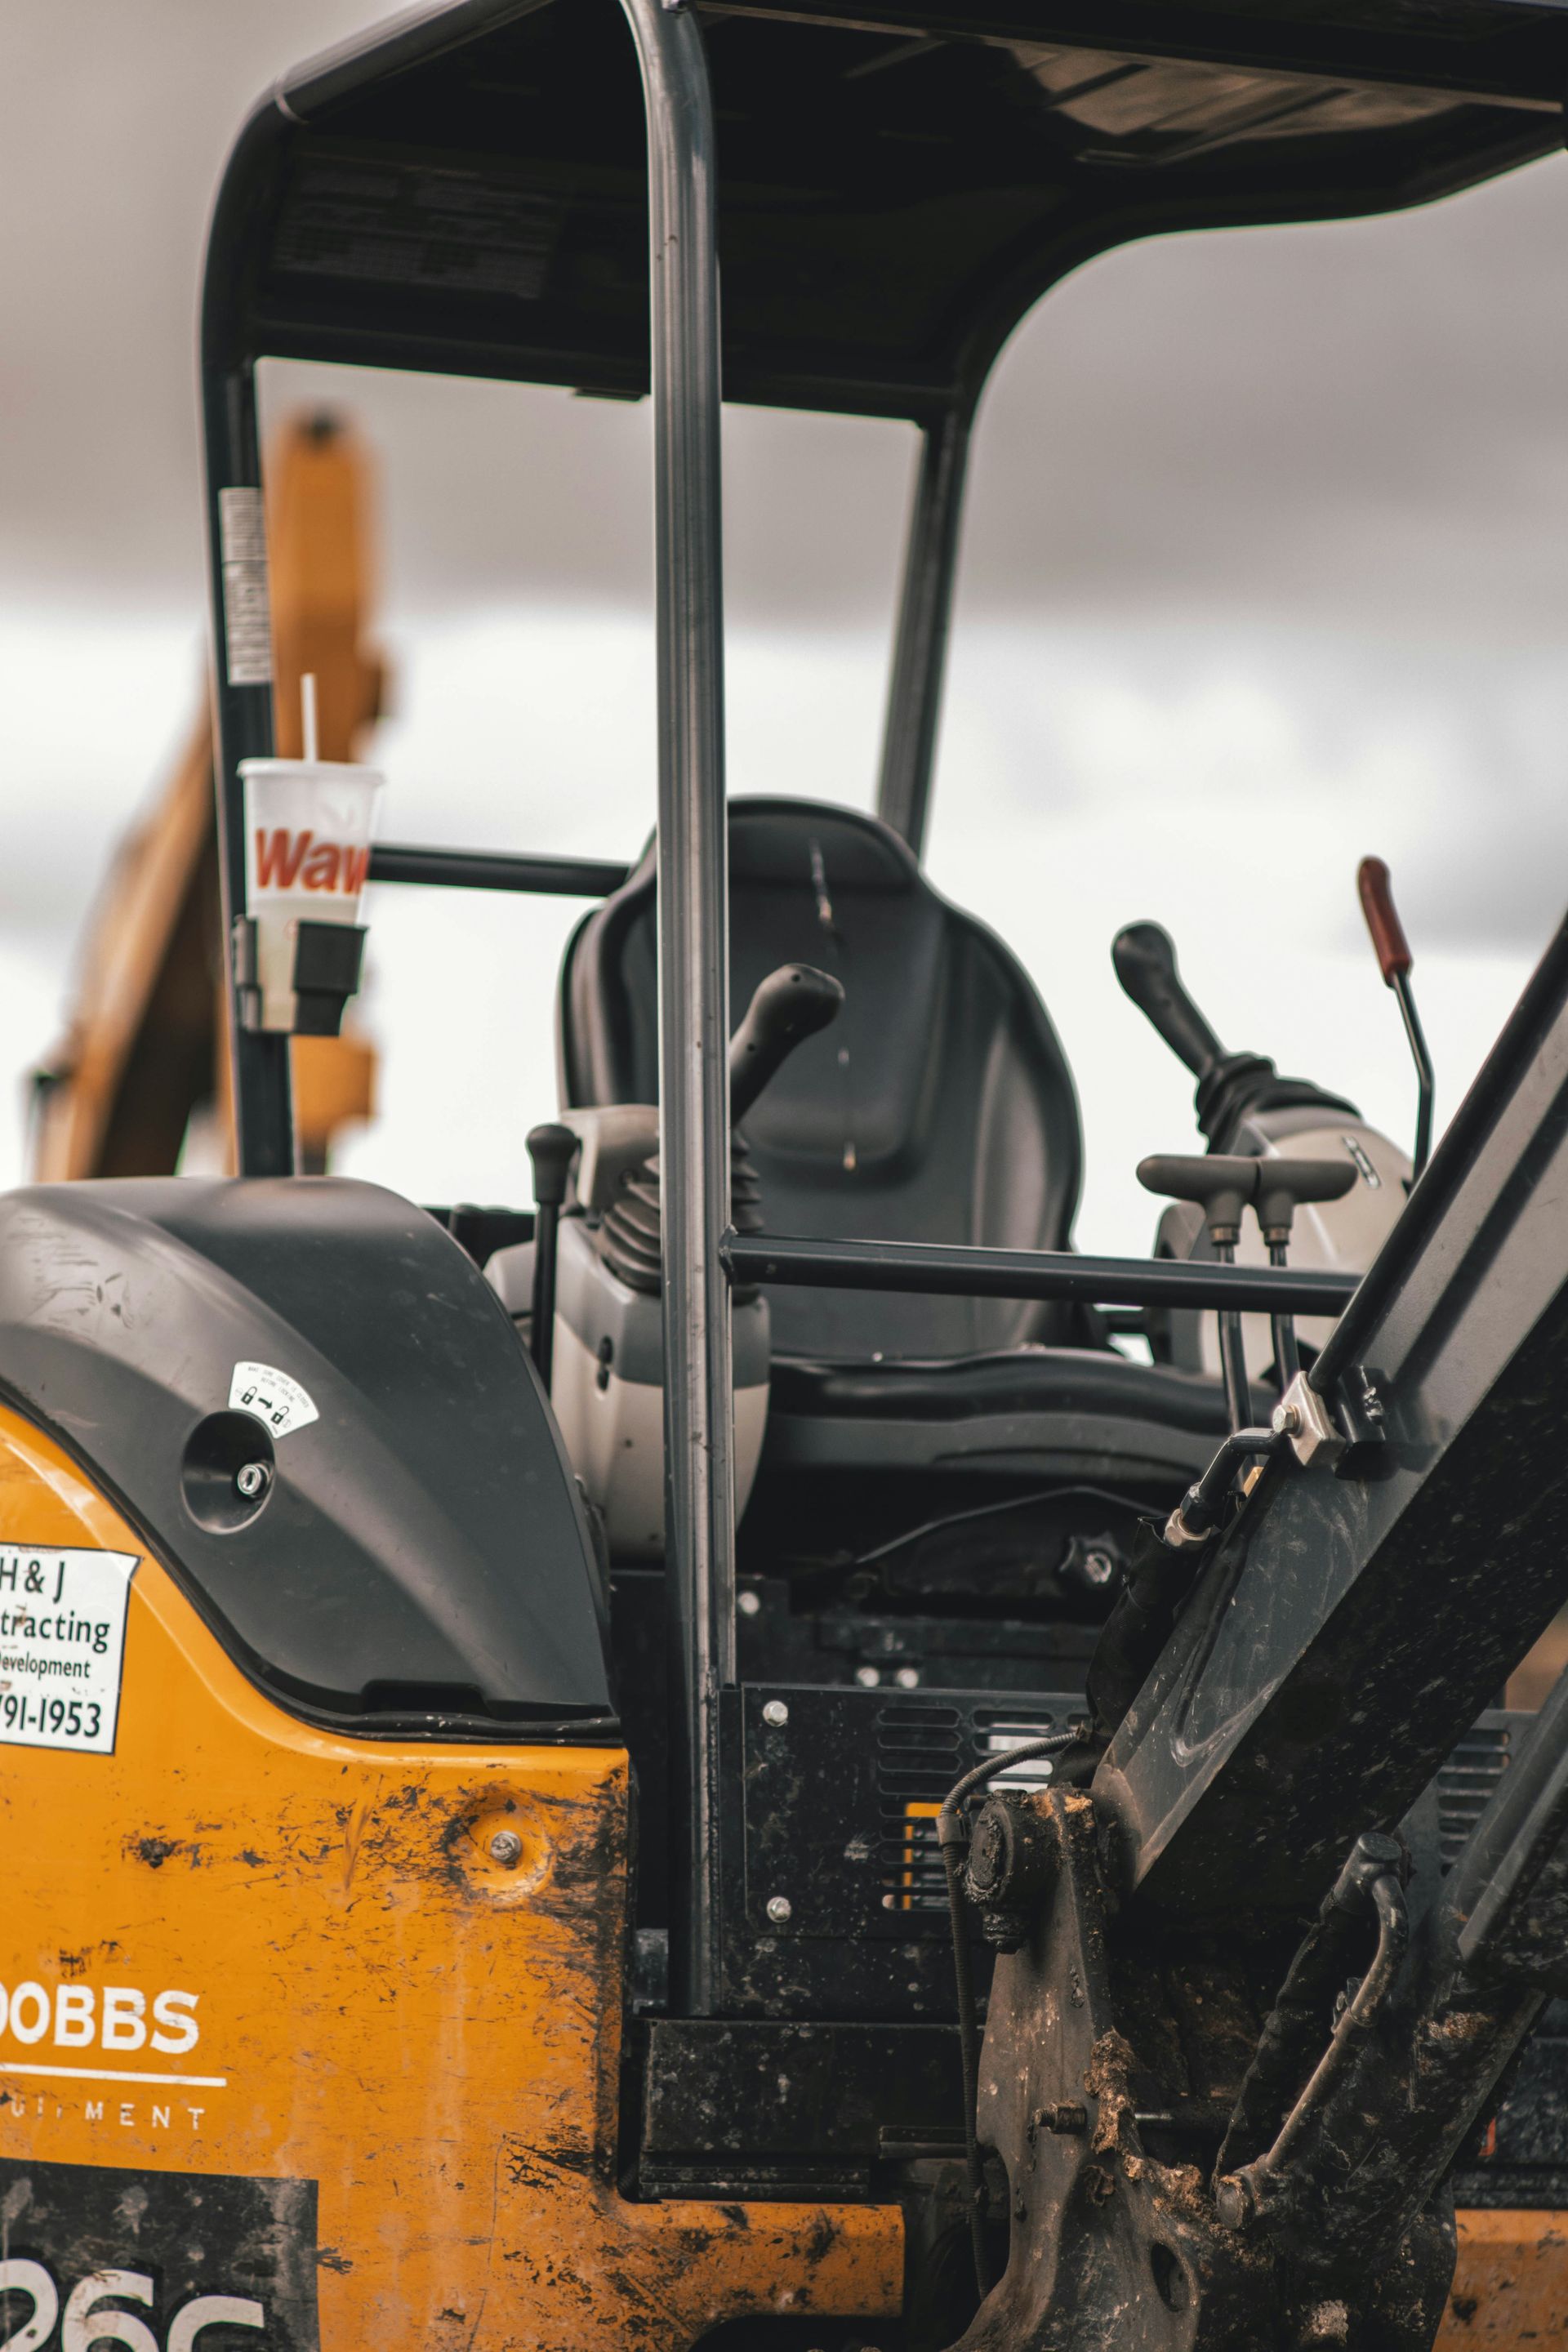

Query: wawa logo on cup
[239,755,381,1031]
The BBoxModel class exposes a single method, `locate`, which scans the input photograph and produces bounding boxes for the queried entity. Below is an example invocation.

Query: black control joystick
[1112,920,1354,1150]
[728,964,845,1124]
[1111,922,1224,1080]
[525,1122,579,1392]
[598,964,844,1298]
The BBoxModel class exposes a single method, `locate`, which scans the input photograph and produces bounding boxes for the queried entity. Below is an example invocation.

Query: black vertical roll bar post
[875,407,973,861]
[200,113,296,1178]
[199,6,737,2016]
[620,0,737,2019]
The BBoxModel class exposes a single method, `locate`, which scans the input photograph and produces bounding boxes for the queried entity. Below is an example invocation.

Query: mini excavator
[5,2,1568,2347]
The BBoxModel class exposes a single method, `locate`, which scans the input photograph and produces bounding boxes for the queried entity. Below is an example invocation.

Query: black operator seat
[558,799,1234,1492]
[562,800,1080,1355]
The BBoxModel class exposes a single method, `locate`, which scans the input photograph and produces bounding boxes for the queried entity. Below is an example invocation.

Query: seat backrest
[559,799,1082,1359]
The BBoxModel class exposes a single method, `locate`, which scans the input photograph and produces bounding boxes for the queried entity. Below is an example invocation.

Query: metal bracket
[1272,1370,1346,1469]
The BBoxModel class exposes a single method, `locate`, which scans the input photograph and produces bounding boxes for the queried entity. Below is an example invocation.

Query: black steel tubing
[1269,1241,1303,1392]
[368,843,630,897]
[1214,1241,1251,1432]
[200,100,298,1177]
[876,409,971,861]
[721,1230,1360,1316]
[620,0,734,2024]
[1392,968,1436,1181]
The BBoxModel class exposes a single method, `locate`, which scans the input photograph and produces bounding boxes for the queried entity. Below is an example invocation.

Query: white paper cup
[240,758,382,1030]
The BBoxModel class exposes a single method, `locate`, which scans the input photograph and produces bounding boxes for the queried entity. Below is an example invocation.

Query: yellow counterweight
[0,1401,902,2350]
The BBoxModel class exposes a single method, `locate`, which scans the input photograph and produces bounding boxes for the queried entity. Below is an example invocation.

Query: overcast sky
[4,2,1568,1250]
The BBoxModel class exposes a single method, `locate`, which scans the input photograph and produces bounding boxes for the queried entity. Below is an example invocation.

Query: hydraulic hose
[1216,1853,1408,2231]
[1165,1425,1282,1548]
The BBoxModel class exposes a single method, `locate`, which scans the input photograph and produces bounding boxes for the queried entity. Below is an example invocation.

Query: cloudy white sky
[4,2,1567,1254]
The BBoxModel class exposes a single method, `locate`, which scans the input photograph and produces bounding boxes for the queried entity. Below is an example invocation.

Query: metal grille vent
[876,1703,1062,1913]
[1438,1713,1517,1869]
[975,1710,1063,1793]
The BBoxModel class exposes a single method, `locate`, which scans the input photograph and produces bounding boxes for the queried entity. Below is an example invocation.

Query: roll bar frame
[621,0,735,2017]
[875,410,971,858]
[201,0,746,2016]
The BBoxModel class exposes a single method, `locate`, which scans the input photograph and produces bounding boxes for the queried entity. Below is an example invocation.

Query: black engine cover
[0,1178,613,1735]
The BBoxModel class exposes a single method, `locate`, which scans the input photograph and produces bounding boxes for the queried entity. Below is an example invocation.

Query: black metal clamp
[232,916,367,1038]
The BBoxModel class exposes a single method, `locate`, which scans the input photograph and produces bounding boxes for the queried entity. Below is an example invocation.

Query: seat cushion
[765,1348,1240,1489]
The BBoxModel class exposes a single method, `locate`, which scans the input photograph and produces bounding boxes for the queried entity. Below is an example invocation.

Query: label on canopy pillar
[218,486,274,687]
[0,1546,137,1754]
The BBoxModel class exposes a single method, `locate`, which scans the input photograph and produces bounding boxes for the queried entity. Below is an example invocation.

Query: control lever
[1255,1158,1356,1386]
[1138,1154,1356,1420]
[1112,922,1225,1080]
[1114,920,1357,1153]
[1357,857,1433,1182]
[525,1123,579,1392]
[1138,1155,1257,1430]
[595,964,843,1299]
[728,964,844,1124]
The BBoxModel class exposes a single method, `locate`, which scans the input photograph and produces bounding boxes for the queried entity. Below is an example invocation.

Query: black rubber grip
[1254,1156,1356,1239]
[1137,1153,1258,1237]
[1112,923,1226,1079]
[728,964,844,1124]
[525,1122,580,1209]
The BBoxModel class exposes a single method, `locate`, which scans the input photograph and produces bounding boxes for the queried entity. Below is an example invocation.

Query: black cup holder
[181,1411,276,1533]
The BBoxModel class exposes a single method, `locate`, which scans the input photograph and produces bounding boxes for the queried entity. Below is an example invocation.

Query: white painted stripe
[0,2064,227,2087]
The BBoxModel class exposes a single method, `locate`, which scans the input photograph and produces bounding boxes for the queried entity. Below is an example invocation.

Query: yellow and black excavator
[7,4,1568,2348]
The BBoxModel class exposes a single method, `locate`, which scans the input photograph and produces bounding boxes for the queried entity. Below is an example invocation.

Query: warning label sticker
[229,1361,319,1438]
[0,1546,138,1754]
[219,485,274,688]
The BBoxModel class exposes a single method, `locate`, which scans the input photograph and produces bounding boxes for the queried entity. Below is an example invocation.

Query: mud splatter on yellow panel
[0,1402,902,2348]
[1437,2210,1568,2344]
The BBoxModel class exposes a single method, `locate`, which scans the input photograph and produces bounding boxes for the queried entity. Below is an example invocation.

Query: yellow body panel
[1438,2212,1568,2342]
[9,1398,1567,2348]
[0,1404,901,2347]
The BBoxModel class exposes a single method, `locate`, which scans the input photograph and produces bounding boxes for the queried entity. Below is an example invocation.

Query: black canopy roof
[214,0,1565,421]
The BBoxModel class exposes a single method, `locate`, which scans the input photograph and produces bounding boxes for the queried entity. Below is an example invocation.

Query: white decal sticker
[229,1362,318,1438]
[0,1547,138,1754]
[218,486,273,687]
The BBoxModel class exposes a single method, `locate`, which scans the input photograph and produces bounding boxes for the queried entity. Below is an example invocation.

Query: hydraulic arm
[1097,906,1568,1919]
[949,907,1568,2350]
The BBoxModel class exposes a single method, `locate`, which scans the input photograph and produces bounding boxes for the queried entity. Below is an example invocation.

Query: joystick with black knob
[1112,923,1224,1080]
[526,1122,580,1391]
[599,964,844,1298]
[728,964,844,1124]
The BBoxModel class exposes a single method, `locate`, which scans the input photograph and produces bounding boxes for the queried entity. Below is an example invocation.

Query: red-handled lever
[1357,857,1413,987]
[1356,857,1432,1184]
